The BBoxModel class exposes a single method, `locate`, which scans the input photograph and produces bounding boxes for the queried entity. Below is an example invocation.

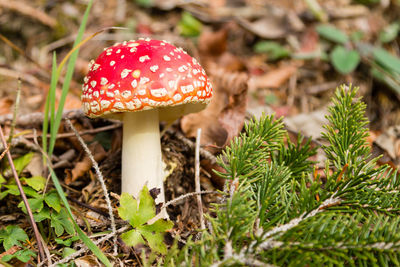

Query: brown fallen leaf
[198,28,228,57]
[218,52,246,72]
[237,16,287,39]
[249,64,298,91]
[284,108,329,139]
[375,125,400,160]
[0,97,13,115]
[299,28,320,53]
[66,141,107,184]
[181,66,248,153]
[74,255,101,267]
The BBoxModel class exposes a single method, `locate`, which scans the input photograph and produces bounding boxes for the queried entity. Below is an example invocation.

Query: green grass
[41,1,112,266]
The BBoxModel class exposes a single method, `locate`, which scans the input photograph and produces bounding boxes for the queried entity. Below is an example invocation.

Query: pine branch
[163,85,400,266]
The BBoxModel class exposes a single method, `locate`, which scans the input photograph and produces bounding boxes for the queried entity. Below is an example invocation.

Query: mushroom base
[121,109,165,204]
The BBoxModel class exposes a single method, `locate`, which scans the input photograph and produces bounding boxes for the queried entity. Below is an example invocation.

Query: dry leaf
[75,255,101,267]
[0,97,13,115]
[67,141,107,184]
[237,16,287,39]
[181,67,248,153]
[299,28,320,53]
[375,125,400,160]
[284,109,329,139]
[198,28,228,56]
[24,153,44,177]
[249,64,297,91]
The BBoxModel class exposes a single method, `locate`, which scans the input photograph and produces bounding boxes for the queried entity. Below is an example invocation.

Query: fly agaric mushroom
[81,38,212,208]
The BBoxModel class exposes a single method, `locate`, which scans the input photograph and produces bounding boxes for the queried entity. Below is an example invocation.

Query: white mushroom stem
[122,109,165,205]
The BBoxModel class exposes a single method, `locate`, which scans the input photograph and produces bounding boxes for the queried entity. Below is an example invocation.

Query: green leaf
[135,0,153,7]
[55,236,80,247]
[137,186,157,225]
[13,152,34,175]
[118,192,139,222]
[330,46,361,74]
[0,185,40,200]
[121,229,146,247]
[139,220,174,254]
[254,41,290,61]
[62,247,77,258]
[33,207,51,222]
[118,187,156,227]
[118,187,173,254]
[18,197,44,213]
[139,226,168,254]
[23,176,46,191]
[0,225,29,250]
[379,22,400,43]
[316,24,349,44]
[1,249,36,263]
[0,174,5,184]
[51,209,76,236]
[144,219,174,233]
[373,47,400,74]
[45,191,61,212]
[371,67,400,94]
[178,11,202,37]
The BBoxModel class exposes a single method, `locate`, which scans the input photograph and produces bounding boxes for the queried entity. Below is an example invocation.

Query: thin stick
[165,190,218,208]
[195,128,205,230]
[65,118,118,256]
[0,143,11,161]
[8,78,21,144]
[24,123,122,140]
[0,126,45,262]
[0,109,84,126]
[256,197,342,251]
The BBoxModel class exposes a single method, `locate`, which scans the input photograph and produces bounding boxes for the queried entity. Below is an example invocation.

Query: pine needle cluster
[161,85,400,266]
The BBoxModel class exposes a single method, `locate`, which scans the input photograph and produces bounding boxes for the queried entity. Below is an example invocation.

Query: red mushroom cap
[81,39,212,119]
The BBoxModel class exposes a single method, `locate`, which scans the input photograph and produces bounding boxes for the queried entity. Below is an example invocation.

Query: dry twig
[0,0,57,27]
[65,118,118,256]
[24,123,122,140]
[195,128,205,230]
[0,109,84,126]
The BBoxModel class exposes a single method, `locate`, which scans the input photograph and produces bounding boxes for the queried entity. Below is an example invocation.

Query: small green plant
[0,154,75,238]
[316,24,361,75]
[178,11,203,37]
[330,45,360,74]
[158,85,400,266]
[254,41,290,61]
[118,186,173,254]
[379,22,400,43]
[316,23,400,95]
[0,225,36,263]
[134,0,153,8]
